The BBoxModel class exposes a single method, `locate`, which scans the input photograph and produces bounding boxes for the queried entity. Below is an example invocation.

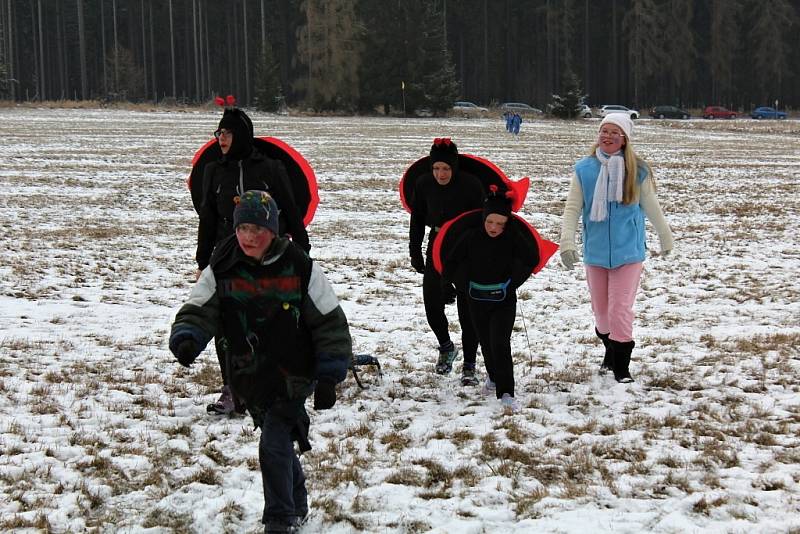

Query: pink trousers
[585,262,643,342]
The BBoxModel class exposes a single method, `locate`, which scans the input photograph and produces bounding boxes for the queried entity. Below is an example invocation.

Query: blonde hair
[589,139,653,204]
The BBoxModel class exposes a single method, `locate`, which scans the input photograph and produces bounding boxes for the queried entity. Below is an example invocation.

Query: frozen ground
[0,107,799,533]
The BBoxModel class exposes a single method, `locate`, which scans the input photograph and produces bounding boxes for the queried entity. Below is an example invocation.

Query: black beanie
[483,187,512,220]
[429,137,459,172]
[217,107,254,161]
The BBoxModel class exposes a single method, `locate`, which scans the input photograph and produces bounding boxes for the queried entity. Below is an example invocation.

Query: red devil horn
[226,95,236,106]
[214,96,225,107]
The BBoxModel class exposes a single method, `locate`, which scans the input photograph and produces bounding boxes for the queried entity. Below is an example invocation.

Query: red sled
[399,154,529,214]
[187,137,319,227]
[432,209,559,276]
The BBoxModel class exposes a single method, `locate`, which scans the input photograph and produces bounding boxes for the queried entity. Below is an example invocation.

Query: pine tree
[254,42,283,112]
[549,70,585,119]
[404,1,458,115]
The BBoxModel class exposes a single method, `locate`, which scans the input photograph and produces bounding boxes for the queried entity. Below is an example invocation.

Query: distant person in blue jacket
[511,113,522,135]
[559,114,673,383]
[503,111,513,133]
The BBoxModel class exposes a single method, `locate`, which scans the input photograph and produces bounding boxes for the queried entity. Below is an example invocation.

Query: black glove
[410,252,425,274]
[442,281,456,305]
[313,378,337,410]
[175,339,198,367]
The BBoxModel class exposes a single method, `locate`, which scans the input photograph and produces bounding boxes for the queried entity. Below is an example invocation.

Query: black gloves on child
[313,378,337,410]
[410,252,425,274]
[175,339,198,367]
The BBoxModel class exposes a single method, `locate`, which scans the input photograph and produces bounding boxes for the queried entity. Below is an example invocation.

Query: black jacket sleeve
[270,160,311,253]
[196,164,219,270]
[409,180,428,255]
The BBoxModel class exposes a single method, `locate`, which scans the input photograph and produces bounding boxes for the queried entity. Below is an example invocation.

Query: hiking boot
[500,393,519,412]
[481,377,496,395]
[461,363,479,386]
[206,385,245,416]
[435,348,459,375]
[264,516,302,534]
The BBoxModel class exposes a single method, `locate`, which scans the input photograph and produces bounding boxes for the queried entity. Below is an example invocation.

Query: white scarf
[590,148,625,221]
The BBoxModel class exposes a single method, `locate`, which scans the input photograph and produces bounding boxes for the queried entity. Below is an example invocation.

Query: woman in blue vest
[559,114,673,383]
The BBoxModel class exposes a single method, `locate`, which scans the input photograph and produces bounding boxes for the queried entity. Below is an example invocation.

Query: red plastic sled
[432,209,559,276]
[187,137,319,227]
[399,154,529,214]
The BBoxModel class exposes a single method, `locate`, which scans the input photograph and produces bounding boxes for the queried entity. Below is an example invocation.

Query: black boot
[611,340,635,383]
[595,328,612,374]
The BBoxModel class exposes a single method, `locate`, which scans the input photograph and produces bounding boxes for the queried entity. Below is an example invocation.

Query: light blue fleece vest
[575,156,648,269]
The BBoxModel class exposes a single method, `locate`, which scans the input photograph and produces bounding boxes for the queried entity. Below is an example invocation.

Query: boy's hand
[313,378,337,410]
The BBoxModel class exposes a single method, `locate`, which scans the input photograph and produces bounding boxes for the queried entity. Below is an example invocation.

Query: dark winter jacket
[196,148,310,269]
[444,225,538,300]
[170,235,351,425]
[409,171,484,258]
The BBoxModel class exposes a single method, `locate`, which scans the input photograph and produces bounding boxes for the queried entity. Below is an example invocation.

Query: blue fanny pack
[468,279,511,302]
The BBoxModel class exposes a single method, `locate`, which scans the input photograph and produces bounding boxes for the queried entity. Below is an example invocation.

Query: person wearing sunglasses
[559,114,673,383]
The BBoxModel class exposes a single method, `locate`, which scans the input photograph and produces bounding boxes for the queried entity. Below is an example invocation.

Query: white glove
[561,249,580,270]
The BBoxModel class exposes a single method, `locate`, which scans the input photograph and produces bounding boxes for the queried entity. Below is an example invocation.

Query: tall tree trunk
[56,0,66,98]
[261,0,266,56]
[149,0,156,100]
[192,0,199,101]
[7,0,15,100]
[169,0,176,98]
[243,0,250,105]
[141,0,148,99]
[112,0,118,92]
[37,0,45,99]
[77,0,87,99]
[482,0,488,100]
[204,1,211,96]
[100,0,107,94]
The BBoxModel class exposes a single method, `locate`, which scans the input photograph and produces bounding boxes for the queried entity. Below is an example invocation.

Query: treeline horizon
[1,0,797,113]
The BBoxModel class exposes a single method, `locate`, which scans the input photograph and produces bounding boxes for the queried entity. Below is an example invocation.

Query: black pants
[469,299,516,398]
[422,261,478,364]
[259,409,309,524]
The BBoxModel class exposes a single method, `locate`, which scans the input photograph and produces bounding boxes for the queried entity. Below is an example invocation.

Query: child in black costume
[444,188,538,411]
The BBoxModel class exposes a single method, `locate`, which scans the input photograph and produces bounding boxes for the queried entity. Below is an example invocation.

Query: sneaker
[461,363,479,386]
[435,348,459,375]
[500,393,519,413]
[206,385,244,416]
[481,377,496,395]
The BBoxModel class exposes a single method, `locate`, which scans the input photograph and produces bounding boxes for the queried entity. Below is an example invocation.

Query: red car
[703,106,737,119]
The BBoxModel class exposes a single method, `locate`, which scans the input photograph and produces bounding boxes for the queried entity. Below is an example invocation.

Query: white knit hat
[599,114,633,140]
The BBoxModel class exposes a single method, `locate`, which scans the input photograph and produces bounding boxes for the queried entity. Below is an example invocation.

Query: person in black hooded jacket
[196,105,311,415]
[408,138,484,384]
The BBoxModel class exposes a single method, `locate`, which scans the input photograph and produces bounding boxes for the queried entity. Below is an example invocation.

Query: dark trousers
[422,262,478,364]
[469,299,516,398]
[259,412,308,524]
[215,337,228,384]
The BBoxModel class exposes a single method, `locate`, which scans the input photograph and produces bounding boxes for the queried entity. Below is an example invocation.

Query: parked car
[577,104,592,118]
[751,106,787,120]
[500,102,543,116]
[598,105,639,119]
[650,105,690,119]
[453,101,489,116]
[702,106,737,119]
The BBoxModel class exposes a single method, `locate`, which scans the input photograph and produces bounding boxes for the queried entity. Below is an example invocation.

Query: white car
[453,101,489,116]
[598,105,639,119]
[577,104,592,118]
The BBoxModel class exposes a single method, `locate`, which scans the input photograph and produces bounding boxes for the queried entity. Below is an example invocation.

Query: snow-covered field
[1,107,798,533]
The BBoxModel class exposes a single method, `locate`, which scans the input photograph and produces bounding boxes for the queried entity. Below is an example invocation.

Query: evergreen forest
[0,0,797,114]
